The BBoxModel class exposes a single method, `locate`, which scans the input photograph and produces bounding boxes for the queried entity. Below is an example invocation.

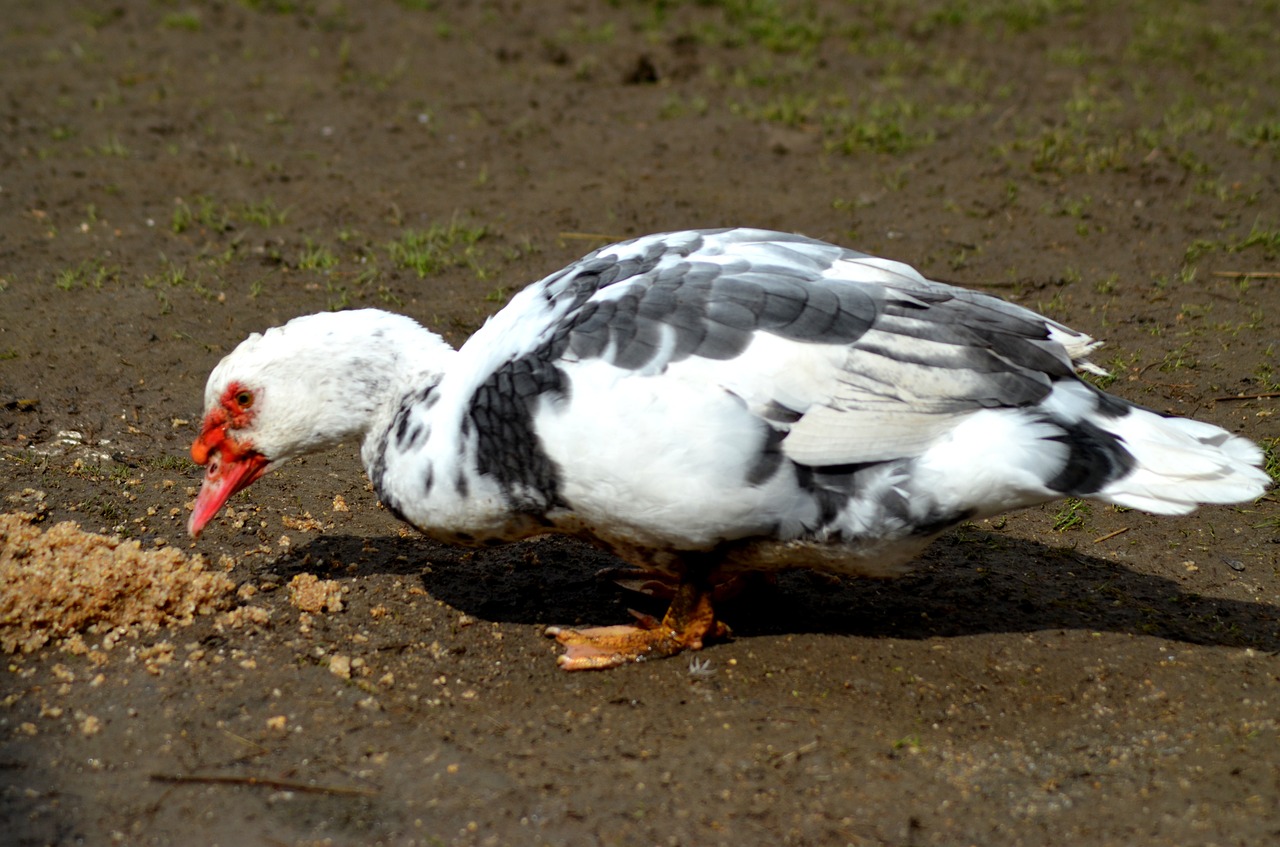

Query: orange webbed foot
[545,581,729,671]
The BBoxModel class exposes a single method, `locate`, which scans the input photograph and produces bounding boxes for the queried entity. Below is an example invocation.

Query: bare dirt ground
[2,2,1279,845]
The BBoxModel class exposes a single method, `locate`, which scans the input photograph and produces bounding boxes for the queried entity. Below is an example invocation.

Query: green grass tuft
[171,195,230,234]
[298,238,339,272]
[240,198,288,227]
[54,260,118,290]
[1052,498,1090,532]
[386,218,488,279]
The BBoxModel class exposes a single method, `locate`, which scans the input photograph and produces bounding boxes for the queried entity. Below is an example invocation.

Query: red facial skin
[188,382,270,537]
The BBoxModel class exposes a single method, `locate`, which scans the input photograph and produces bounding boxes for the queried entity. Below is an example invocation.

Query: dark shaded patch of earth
[2,2,1278,845]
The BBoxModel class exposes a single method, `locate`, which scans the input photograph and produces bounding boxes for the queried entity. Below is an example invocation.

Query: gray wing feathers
[532,229,1095,466]
[777,289,1081,464]
[563,259,879,369]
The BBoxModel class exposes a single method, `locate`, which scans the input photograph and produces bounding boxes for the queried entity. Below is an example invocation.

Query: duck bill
[188,431,270,537]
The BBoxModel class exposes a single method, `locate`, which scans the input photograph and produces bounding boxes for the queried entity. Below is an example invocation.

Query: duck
[187,228,1270,669]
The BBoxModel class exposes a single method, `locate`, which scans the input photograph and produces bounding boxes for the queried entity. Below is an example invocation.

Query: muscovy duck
[188,228,1269,669]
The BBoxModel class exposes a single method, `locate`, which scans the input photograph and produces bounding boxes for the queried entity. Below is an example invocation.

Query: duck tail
[1041,381,1270,515]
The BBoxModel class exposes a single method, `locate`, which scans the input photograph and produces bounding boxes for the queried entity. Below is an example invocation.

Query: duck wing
[461,227,1099,474]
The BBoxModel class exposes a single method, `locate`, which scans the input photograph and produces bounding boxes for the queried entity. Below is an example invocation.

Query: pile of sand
[0,512,235,653]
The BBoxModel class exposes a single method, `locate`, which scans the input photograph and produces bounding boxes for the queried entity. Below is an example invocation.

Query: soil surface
[2,2,1279,845]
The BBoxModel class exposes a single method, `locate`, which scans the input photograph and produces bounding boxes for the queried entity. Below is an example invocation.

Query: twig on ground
[1213,392,1280,402]
[771,740,819,767]
[150,772,378,796]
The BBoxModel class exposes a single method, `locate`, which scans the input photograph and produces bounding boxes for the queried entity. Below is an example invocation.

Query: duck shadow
[283,530,1280,653]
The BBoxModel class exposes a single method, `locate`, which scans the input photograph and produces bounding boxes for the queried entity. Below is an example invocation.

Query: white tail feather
[1098,409,1269,515]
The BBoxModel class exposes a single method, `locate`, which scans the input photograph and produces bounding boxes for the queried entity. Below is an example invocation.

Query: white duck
[188,228,1269,669]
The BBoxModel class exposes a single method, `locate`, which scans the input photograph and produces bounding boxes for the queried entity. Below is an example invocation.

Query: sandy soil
[2,1,1278,845]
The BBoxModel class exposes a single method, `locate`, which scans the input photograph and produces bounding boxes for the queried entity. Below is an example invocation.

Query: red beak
[188,418,269,537]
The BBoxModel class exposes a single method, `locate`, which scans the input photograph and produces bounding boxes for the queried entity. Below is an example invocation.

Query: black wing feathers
[469,354,569,511]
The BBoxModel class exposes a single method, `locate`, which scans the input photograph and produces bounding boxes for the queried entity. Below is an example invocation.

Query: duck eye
[235,390,254,409]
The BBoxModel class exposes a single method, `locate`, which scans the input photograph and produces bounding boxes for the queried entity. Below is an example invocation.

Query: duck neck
[292,312,458,456]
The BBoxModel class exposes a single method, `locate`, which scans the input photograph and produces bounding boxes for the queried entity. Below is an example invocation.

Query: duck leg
[546,579,731,671]
[598,566,776,602]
